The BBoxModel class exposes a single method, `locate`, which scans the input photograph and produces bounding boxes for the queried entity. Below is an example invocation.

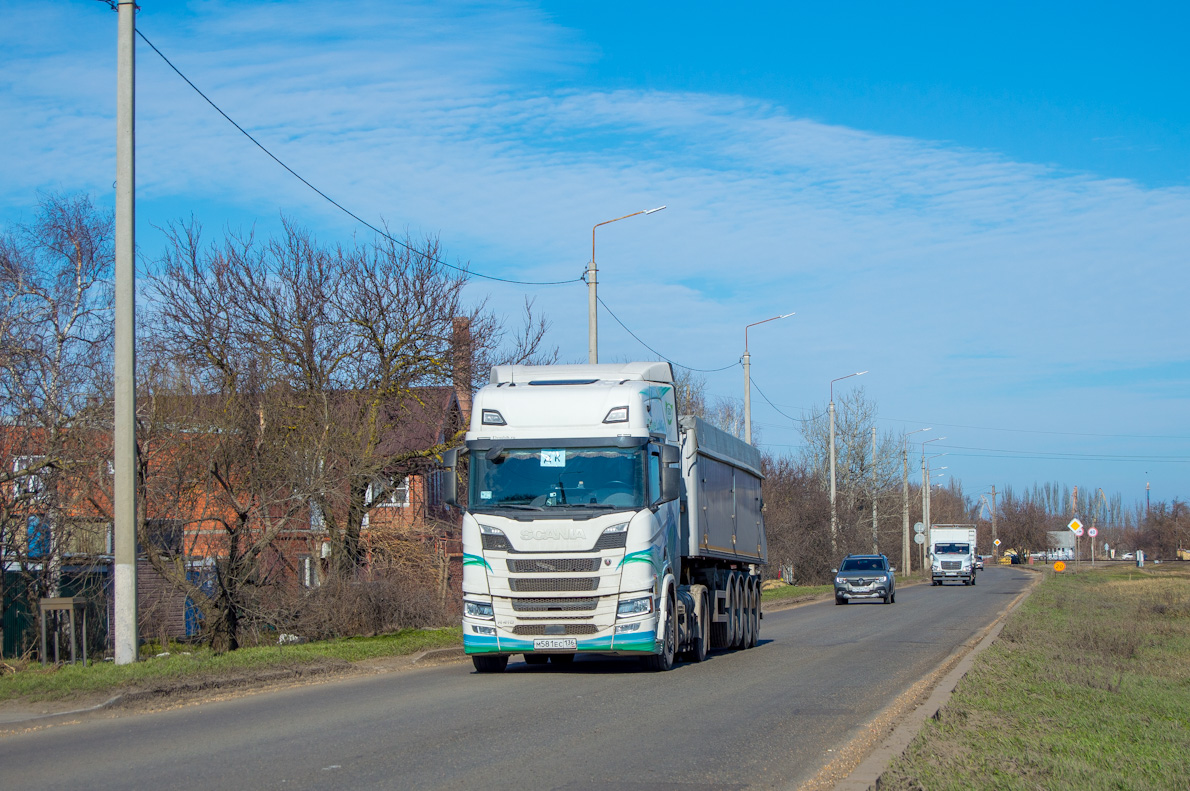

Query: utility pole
[902,446,910,572]
[829,398,837,555]
[990,485,998,559]
[828,371,866,556]
[921,455,928,571]
[871,426,878,553]
[113,0,138,665]
[587,206,665,363]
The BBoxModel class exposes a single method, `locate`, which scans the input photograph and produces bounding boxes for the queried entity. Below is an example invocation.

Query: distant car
[833,554,895,605]
[1122,552,1135,560]
[975,556,985,571]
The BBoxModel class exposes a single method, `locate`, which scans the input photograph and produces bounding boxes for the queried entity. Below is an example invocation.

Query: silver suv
[833,554,896,605]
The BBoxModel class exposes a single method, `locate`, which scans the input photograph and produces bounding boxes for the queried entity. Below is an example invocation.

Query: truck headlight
[617,596,653,617]
[601,523,629,535]
[464,600,494,619]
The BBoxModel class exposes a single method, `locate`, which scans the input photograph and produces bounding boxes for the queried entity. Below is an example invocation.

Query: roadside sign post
[1068,518,1083,570]
[1087,527,1098,566]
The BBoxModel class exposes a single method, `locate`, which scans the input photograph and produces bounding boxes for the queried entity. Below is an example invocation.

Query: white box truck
[443,361,766,672]
[929,524,978,585]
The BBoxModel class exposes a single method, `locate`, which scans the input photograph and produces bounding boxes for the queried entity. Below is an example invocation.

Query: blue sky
[2,0,1187,510]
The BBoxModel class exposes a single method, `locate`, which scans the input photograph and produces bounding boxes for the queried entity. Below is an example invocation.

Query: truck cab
[444,362,765,673]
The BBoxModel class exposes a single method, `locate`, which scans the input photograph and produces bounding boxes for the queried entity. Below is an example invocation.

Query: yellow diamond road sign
[1068,518,1083,532]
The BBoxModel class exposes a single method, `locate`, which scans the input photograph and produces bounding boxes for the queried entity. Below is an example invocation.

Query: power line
[127,21,580,288]
[597,296,738,373]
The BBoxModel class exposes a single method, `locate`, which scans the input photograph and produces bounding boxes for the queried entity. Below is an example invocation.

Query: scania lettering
[443,362,767,672]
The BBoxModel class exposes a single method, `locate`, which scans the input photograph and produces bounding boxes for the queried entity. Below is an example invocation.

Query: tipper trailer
[443,361,766,672]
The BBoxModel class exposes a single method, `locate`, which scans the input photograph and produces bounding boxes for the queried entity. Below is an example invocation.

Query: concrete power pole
[990,485,998,558]
[871,426,878,553]
[113,0,138,665]
[920,455,928,572]
[902,446,910,573]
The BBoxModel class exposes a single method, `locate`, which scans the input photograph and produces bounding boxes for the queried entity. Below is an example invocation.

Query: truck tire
[472,654,508,673]
[746,579,760,648]
[741,578,754,649]
[730,574,744,649]
[642,593,676,672]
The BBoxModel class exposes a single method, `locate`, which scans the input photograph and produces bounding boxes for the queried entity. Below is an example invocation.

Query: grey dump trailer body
[679,415,767,565]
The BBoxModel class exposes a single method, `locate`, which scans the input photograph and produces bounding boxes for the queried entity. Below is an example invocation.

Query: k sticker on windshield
[540,450,566,467]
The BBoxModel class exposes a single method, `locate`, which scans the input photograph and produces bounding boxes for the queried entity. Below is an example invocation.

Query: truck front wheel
[472,654,508,673]
[643,594,676,672]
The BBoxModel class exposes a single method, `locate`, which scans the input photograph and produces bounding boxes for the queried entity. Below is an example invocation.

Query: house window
[299,555,319,589]
[427,470,443,507]
[367,477,410,508]
[12,456,46,499]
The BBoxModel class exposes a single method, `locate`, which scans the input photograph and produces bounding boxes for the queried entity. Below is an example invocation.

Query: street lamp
[901,427,931,573]
[920,437,946,570]
[587,206,666,363]
[743,311,794,444]
[829,370,868,555]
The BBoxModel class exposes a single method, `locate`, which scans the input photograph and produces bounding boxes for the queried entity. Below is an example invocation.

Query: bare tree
[145,218,553,650]
[0,194,114,658]
[798,387,904,557]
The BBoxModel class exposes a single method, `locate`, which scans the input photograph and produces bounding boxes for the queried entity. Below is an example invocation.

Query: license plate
[533,638,577,651]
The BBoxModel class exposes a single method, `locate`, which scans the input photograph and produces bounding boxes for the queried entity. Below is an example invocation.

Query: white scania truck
[929,524,978,585]
[443,361,766,672]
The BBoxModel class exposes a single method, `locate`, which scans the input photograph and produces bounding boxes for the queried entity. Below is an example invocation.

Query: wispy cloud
[3,0,1187,497]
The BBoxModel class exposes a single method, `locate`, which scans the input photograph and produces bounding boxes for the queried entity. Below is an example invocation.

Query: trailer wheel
[642,592,676,672]
[746,579,760,648]
[741,577,754,649]
[729,574,744,649]
[472,654,508,673]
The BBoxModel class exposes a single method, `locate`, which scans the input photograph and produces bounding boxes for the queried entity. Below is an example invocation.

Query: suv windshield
[840,557,886,572]
[469,445,647,510]
[935,543,970,554]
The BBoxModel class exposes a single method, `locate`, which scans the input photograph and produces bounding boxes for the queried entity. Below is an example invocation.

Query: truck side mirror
[661,443,680,465]
[659,466,681,503]
[442,448,459,507]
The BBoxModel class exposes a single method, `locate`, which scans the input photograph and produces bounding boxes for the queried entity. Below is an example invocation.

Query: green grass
[879,565,1190,791]
[761,583,833,603]
[0,626,462,703]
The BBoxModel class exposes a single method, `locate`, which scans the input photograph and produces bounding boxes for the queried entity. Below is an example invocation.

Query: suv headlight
[835,576,847,585]
[617,596,653,618]
[464,600,494,620]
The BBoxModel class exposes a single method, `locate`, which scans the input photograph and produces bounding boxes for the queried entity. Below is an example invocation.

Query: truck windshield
[469,446,647,511]
[935,543,970,554]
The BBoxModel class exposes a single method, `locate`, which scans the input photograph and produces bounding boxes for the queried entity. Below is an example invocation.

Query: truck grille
[512,623,599,636]
[941,560,962,570]
[511,598,598,612]
[509,577,599,592]
[508,558,600,573]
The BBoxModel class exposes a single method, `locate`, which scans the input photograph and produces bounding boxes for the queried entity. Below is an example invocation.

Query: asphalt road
[0,567,1033,791]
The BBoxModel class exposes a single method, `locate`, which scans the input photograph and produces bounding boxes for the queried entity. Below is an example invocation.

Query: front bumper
[834,583,890,600]
[932,569,973,582]
[462,618,659,655]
